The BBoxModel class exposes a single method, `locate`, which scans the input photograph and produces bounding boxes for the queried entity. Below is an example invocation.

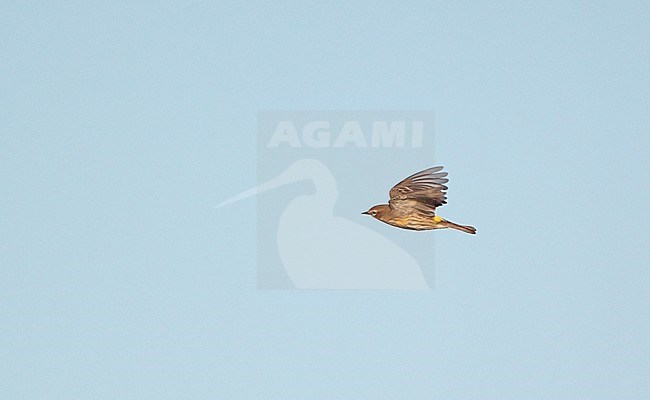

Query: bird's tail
[441,220,477,235]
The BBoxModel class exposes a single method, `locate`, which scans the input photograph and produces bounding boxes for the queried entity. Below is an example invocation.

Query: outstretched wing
[389,166,448,214]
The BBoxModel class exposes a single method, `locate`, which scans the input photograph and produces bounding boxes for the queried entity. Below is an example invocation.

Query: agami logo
[268,120,425,148]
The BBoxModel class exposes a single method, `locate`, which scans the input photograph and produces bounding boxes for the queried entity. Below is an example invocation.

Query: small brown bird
[362,166,476,234]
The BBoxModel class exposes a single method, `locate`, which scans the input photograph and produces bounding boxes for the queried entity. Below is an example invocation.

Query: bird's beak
[361,211,369,215]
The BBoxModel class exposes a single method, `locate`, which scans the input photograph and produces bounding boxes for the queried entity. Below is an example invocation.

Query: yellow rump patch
[433,215,443,222]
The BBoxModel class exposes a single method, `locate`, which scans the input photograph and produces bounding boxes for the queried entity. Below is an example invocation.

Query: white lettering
[268,121,301,147]
[411,121,424,147]
[333,121,367,147]
[371,121,406,147]
[303,121,330,148]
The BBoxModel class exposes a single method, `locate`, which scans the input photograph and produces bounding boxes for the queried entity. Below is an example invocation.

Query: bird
[362,166,477,234]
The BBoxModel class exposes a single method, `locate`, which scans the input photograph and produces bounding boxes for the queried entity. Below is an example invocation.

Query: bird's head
[362,204,390,220]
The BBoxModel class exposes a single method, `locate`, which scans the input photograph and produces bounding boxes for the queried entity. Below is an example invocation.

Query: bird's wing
[389,166,448,214]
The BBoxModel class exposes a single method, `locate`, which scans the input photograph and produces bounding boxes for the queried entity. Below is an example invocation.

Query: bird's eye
[371,211,377,216]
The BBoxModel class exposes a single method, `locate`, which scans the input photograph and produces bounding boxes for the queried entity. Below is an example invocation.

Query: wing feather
[388,166,448,214]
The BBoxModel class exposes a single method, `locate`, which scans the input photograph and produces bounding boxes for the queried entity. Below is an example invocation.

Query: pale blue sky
[2,1,649,399]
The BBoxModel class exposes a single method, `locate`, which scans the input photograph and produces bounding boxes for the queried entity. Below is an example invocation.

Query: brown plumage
[362,166,476,234]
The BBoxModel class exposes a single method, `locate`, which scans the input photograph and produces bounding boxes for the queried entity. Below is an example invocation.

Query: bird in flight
[362,166,476,234]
